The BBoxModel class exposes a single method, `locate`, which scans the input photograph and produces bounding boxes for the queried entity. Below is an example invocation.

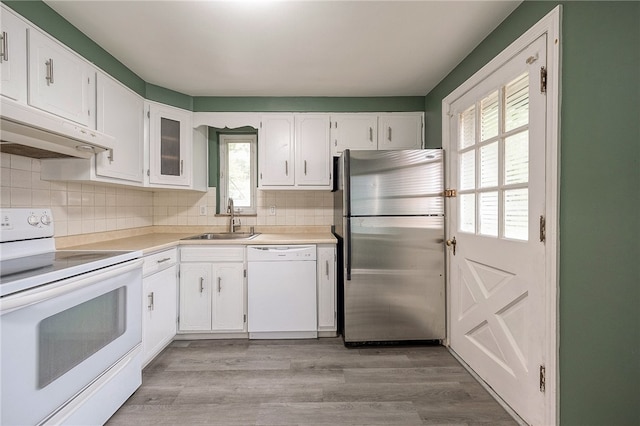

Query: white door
[330,114,377,156]
[148,102,192,186]
[317,245,336,332]
[377,113,423,150]
[28,29,94,127]
[258,114,294,186]
[143,265,177,364]
[0,7,27,102]
[96,72,144,183]
[179,263,212,331]
[212,262,245,332]
[295,114,331,187]
[447,35,547,425]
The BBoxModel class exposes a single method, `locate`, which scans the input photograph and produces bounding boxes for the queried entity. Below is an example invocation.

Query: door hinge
[539,215,546,243]
[244,269,247,278]
[540,66,547,93]
[244,314,247,323]
[539,365,546,393]
[444,189,457,198]
[147,110,150,119]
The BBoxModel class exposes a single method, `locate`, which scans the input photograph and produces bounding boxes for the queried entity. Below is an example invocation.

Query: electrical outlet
[269,205,276,216]
[199,205,207,216]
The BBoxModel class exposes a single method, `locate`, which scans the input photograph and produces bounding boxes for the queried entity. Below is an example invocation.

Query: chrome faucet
[227,198,240,232]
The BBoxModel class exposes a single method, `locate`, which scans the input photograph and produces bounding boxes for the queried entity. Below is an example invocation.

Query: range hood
[0,98,114,159]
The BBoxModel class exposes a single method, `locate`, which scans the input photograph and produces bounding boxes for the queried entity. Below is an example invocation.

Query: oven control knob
[40,215,52,226]
[27,214,40,226]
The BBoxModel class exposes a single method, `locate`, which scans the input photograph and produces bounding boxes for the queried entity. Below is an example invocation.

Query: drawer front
[180,246,245,262]
[143,248,178,276]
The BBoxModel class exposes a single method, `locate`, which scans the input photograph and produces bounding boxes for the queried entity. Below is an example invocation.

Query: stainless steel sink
[182,232,260,241]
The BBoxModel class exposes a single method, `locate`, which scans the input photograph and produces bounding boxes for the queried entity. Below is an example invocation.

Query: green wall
[424,2,640,425]
[194,96,424,112]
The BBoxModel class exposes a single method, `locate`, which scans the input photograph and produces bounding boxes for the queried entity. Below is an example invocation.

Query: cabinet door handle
[199,277,204,293]
[325,260,329,277]
[157,257,171,264]
[0,32,7,62]
[217,277,222,293]
[180,160,184,176]
[45,58,54,85]
[388,127,392,141]
[285,160,288,176]
[304,160,307,176]
[148,292,154,311]
[369,127,373,142]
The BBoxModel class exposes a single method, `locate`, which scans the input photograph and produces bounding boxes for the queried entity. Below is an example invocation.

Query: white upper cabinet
[377,112,424,150]
[330,114,378,156]
[258,114,295,186]
[295,114,331,187]
[0,7,27,102]
[28,28,95,127]
[95,71,144,183]
[148,101,192,187]
[259,113,332,189]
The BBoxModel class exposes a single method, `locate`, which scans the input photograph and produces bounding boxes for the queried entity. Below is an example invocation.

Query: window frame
[219,134,257,215]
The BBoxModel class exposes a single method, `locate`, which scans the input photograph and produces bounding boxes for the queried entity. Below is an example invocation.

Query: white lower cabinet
[179,246,246,334]
[28,27,95,127]
[317,244,337,335]
[142,248,178,366]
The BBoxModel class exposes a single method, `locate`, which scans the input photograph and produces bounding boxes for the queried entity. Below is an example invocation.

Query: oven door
[0,259,142,426]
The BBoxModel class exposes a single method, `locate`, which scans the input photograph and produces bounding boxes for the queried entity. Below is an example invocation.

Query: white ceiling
[44,1,521,97]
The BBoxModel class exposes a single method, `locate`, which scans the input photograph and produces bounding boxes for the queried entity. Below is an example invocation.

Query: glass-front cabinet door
[148,101,191,186]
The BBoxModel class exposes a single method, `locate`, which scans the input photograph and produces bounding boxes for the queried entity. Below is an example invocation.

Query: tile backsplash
[1,153,334,237]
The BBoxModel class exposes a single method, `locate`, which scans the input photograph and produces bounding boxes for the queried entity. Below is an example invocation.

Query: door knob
[446,236,457,255]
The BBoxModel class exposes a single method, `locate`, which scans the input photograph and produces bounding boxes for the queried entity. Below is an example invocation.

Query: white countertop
[63,232,337,255]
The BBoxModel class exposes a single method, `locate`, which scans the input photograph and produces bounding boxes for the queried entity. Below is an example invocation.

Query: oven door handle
[0,259,143,314]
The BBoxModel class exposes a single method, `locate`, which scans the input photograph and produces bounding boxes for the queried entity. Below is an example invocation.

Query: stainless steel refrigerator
[333,149,445,344]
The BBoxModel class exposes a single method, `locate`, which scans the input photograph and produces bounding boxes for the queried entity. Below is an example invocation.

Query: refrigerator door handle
[345,219,352,281]
[343,150,351,216]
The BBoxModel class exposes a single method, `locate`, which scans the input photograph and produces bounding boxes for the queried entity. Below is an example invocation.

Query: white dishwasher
[247,245,317,339]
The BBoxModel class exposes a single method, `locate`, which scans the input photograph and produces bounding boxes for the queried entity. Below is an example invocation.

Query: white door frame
[442,6,561,425]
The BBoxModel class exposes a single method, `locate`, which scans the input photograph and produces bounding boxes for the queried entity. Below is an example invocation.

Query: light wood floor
[107,338,517,425]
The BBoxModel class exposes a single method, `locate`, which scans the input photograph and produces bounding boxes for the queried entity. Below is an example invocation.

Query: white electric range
[0,208,144,426]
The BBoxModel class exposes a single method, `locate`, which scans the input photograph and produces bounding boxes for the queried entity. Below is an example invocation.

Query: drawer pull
[156,257,172,264]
